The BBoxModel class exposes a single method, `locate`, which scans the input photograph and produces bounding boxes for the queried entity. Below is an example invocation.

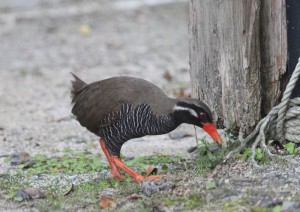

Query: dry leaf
[175,87,191,98]
[99,196,117,209]
[129,193,143,200]
[79,24,91,36]
[163,70,173,81]
[144,165,158,176]
[53,167,59,172]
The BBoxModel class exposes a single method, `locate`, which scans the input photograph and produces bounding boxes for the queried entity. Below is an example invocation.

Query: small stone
[216,178,225,187]
[141,181,159,195]
[187,146,197,153]
[123,156,134,161]
[281,201,300,212]
[10,152,31,166]
[157,182,174,191]
[294,167,300,173]
[169,130,192,140]
[100,169,108,175]
[208,144,221,152]
[258,198,282,208]
[23,187,45,199]
[16,189,31,201]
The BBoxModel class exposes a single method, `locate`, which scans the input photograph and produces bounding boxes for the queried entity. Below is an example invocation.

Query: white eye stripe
[173,106,198,117]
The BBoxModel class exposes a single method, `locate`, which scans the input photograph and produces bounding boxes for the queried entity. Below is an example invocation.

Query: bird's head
[172,98,222,145]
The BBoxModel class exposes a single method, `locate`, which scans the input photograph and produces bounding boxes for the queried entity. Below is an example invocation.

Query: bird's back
[71,75,176,135]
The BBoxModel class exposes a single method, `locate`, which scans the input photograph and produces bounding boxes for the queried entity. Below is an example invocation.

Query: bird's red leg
[99,138,125,181]
[111,156,161,183]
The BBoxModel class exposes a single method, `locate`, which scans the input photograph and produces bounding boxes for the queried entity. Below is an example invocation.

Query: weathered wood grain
[260,0,287,115]
[189,0,262,133]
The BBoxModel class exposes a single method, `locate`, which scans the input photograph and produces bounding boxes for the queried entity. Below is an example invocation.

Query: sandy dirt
[0,0,205,163]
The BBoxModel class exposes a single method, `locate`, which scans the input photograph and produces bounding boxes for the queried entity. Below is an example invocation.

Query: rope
[276,58,300,142]
[224,57,300,167]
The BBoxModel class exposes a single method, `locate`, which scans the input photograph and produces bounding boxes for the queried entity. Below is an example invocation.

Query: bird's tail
[71,73,87,102]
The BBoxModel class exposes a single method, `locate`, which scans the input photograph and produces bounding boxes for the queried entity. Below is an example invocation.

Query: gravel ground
[1,0,300,211]
[0,0,200,163]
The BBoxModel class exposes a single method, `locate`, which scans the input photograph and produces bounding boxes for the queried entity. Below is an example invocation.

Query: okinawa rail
[71,73,222,183]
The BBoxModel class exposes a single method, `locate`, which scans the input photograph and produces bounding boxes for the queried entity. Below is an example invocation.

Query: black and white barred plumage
[99,104,178,156]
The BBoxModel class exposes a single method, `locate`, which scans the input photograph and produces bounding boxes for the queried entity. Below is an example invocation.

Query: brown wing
[71,76,175,135]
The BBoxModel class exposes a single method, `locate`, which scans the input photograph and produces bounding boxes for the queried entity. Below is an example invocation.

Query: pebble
[169,130,192,140]
[10,152,31,166]
[281,201,300,212]
[294,167,300,173]
[141,181,159,195]
[16,189,31,201]
[258,198,282,208]
[216,178,225,187]
[187,146,197,153]
[157,182,174,191]
[124,156,134,161]
[208,144,222,152]
[23,187,45,199]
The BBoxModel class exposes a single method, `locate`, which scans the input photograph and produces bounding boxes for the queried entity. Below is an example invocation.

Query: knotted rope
[224,57,300,167]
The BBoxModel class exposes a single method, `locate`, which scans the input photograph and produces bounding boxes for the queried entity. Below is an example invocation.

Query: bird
[70,73,222,183]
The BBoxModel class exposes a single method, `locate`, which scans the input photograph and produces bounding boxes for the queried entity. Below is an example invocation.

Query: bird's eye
[199,112,207,119]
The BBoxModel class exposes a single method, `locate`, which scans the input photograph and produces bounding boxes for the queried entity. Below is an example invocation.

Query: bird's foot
[146,175,163,181]
[111,173,125,181]
[110,168,125,181]
[132,174,164,183]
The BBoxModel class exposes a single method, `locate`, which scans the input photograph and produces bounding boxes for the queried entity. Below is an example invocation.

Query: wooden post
[189,0,287,134]
[189,0,262,134]
[260,0,287,115]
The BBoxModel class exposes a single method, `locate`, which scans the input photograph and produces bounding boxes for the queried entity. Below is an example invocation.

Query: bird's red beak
[202,123,222,145]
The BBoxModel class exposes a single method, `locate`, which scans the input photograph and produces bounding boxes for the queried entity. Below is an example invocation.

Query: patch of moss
[164,193,204,210]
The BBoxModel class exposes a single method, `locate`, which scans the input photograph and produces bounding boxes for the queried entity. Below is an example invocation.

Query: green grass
[1,152,178,206]
[194,138,225,174]
[18,152,108,176]
[284,142,298,155]
[0,173,28,201]
[13,152,180,177]
[241,147,268,163]
[125,154,180,174]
